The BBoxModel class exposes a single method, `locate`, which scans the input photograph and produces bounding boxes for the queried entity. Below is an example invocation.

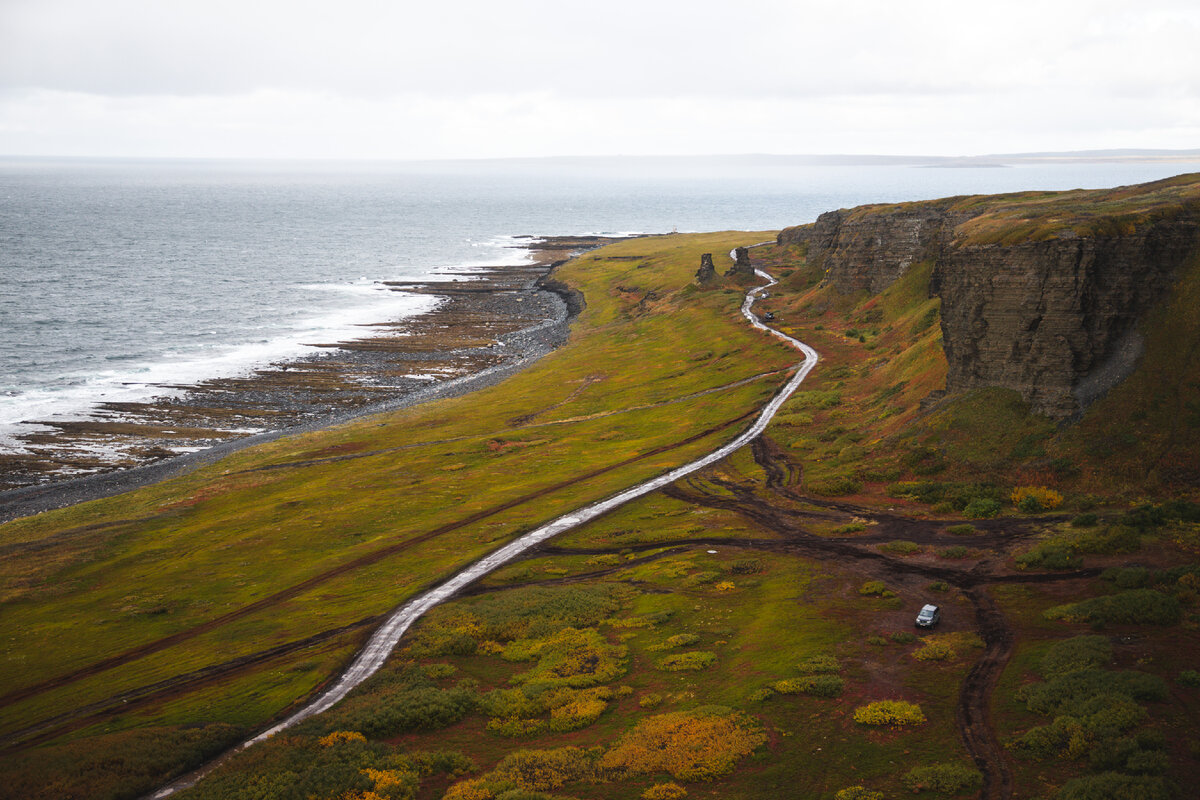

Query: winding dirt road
[142,265,818,798]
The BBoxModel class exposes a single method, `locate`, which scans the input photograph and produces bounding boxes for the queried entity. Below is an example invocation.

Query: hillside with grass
[3,176,1200,800]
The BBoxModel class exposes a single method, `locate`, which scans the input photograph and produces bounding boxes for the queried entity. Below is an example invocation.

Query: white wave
[0,290,441,448]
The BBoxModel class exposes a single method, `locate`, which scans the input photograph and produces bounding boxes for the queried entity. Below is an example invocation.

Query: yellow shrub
[600,709,766,781]
[852,700,926,726]
[318,730,367,747]
[1011,485,1063,510]
[492,746,594,791]
[442,778,495,800]
[714,581,735,592]
[912,639,956,661]
[643,782,689,799]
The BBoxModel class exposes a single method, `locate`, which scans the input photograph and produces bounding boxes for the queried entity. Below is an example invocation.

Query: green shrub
[890,632,918,644]
[928,581,950,592]
[1016,544,1083,570]
[836,787,884,800]
[1072,513,1100,527]
[880,540,922,555]
[1178,669,1200,687]
[773,674,844,698]
[866,634,888,646]
[1055,772,1175,800]
[809,475,863,496]
[913,639,956,661]
[1044,590,1181,627]
[853,700,925,726]
[796,654,840,674]
[655,651,717,671]
[1039,635,1112,677]
[946,523,976,536]
[1101,566,1149,589]
[832,522,868,534]
[901,762,983,793]
[859,581,888,596]
[1022,670,1166,715]
[940,545,970,559]
[963,498,1002,518]
[730,558,764,574]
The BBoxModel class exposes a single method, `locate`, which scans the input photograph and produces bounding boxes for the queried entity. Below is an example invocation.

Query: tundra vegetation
[3,177,1200,799]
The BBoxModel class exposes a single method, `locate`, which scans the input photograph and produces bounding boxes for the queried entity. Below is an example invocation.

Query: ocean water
[2,156,1198,451]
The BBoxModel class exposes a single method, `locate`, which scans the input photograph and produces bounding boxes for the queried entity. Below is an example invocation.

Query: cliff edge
[778,174,1200,419]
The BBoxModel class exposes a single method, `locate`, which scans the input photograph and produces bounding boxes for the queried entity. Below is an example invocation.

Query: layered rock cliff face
[779,200,972,294]
[778,178,1200,419]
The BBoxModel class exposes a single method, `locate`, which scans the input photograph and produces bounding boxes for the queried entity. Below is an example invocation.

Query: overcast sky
[1,0,1197,160]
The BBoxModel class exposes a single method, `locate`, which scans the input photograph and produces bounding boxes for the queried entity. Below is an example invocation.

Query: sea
[3,156,1199,453]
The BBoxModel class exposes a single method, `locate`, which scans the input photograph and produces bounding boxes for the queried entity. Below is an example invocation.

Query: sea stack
[696,252,716,284]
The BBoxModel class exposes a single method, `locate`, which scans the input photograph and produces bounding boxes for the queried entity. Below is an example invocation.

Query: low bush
[852,700,925,726]
[940,545,970,559]
[648,633,701,651]
[491,747,595,792]
[643,783,688,800]
[1178,669,1200,687]
[902,762,983,793]
[1015,544,1082,570]
[1039,635,1112,677]
[655,651,717,672]
[1054,771,1175,800]
[1012,485,1064,511]
[1044,590,1181,627]
[859,581,888,596]
[809,475,863,496]
[963,498,1002,519]
[639,693,664,709]
[1072,513,1100,527]
[1101,566,1149,589]
[599,708,767,781]
[946,524,976,536]
[890,632,917,644]
[796,654,840,674]
[880,540,922,555]
[913,639,956,661]
[835,787,884,800]
[773,674,844,698]
[730,558,764,574]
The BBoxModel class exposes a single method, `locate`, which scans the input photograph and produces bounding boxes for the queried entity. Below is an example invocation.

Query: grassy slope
[4,178,1200,800]
[0,232,797,796]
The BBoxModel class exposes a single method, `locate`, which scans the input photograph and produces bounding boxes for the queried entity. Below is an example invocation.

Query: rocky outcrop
[725,246,755,278]
[779,177,1200,419]
[936,220,1200,418]
[696,253,716,284]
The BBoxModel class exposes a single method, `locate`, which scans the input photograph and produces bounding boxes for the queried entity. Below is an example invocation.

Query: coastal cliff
[778,175,1200,419]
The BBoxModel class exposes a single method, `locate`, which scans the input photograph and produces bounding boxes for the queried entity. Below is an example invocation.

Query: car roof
[920,604,939,612]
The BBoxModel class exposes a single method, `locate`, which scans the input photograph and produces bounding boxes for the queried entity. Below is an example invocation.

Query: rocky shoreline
[0,235,625,523]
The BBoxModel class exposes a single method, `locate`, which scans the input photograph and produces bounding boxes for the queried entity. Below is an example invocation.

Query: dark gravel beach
[0,236,622,523]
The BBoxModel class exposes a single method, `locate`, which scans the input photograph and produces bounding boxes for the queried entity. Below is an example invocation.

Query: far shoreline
[0,235,630,523]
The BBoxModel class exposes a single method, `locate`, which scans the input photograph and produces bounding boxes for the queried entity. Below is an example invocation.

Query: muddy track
[0,409,756,711]
[666,438,1102,800]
